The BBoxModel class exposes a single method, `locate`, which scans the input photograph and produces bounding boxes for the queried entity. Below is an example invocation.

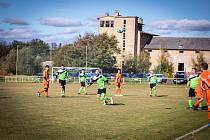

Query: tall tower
[98,11,155,68]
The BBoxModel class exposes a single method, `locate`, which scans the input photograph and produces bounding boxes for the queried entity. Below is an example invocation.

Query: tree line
[1,32,206,77]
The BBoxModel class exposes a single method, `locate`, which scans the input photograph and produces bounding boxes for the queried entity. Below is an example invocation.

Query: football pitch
[0,83,209,140]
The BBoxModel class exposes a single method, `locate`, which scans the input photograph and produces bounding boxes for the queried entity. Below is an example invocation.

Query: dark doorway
[178,63,184,71]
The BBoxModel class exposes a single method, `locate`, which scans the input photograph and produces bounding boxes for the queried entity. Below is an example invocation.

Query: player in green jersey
[186,68,201,108]
[78,69,87,94]
[148,71,157,97]
[56,64,68,97]
[87,69,113,105]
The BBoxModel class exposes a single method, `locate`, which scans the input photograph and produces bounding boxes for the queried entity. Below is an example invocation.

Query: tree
[53,33,120,73]
[154,51,174,77]
[123,51,151,74]
[1,39,50,75]
[192,52,206,71]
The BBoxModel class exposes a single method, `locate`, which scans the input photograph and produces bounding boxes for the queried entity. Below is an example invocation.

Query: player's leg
[115,83,119,96]
[149,84,153,96]
[153,84,157,96]
[59,80,65,97]
[45,88,49,97]
[118,83,123,96]
[188,88,195,108]
[193,86,204,109]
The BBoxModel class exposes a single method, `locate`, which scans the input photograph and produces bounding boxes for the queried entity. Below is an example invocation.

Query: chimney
[114,10,120,16]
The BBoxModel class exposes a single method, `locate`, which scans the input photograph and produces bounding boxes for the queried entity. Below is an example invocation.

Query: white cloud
[84,17,98,27]
[40,17,82,27]
[151,19,210,32]
[0,28,41,40]
[57,28,79,35]
[2,18,29,26]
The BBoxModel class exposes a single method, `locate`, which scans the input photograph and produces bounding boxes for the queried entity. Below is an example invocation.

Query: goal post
[51,67,101,84]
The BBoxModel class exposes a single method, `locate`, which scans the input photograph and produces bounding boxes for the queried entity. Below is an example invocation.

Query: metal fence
[3,76,187,85]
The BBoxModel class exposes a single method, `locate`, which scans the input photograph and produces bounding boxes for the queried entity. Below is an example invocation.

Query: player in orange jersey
[36,65,50,97]
[193,63,210,126]
[115,69,123,96]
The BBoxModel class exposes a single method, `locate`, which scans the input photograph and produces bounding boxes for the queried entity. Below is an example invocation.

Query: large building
[98,11,210,72]
[98,10,156,67]
[144,37,210,72]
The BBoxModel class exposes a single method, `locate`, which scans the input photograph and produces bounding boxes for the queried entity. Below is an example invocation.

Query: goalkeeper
[87,69,113,105]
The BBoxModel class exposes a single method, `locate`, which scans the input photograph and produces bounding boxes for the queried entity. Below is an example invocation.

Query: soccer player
[37,65,50,97]
[194,63,210,126]
[148,71,157,97]
[87,69,113,105]
[56,64,68,97]
[186,68,200,108]
[115,69,123,96]
[78,69,87,94]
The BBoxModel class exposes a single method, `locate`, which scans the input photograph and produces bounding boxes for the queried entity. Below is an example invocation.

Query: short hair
[192,67,196,71]
[61,64,65,67]
[45,65,49,68]
[95,69,101,73]
[202,63,208,70]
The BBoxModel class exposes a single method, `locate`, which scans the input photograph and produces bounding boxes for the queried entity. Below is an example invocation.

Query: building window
[148,50,152,52]
[124,20,126,24]
[179,50,184,53]
[110,21,114,27]
[178,63,184,71]
[195,50,200,53]
[100,20,104,27]
[164,50,168,53]
[105,21,110,27]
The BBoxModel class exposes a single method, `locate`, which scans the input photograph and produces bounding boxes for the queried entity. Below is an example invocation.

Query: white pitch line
[175,124,209,140]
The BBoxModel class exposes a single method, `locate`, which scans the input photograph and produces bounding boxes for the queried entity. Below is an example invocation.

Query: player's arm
[186,80,190,89]
[201,76,210,88]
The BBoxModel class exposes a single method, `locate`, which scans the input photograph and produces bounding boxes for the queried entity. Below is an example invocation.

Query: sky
[0,0,210,44]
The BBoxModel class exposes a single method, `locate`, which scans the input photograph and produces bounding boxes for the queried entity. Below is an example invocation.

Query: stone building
[98,10,156,67]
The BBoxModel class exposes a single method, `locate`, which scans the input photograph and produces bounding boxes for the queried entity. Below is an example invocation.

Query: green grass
[0,83,209,140]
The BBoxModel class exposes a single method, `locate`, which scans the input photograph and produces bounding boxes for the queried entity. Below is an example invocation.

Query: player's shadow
[0,96,11,99]
[122,95,137,97]
[156,95,168,97]
[85,93,96,96]
[108,103,125,106]
[51,96,88,98]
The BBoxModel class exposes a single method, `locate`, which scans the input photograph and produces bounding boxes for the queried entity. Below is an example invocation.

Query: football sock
[150,90,152,96]
[188,100,193,108]
[198,102,203,108]
[153,88,156,96]
[45,91,48,97]
[79,87,83,93]
[83,88,86,93]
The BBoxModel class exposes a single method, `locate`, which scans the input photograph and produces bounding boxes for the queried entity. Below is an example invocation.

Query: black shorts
[59,79,66,86]
[189,88,196,97]
[80,82,85,87]
[97,88,106,95]
[150,83,156,89]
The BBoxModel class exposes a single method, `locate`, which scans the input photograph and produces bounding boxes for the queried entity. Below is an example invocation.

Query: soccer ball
[117,27,124,33]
